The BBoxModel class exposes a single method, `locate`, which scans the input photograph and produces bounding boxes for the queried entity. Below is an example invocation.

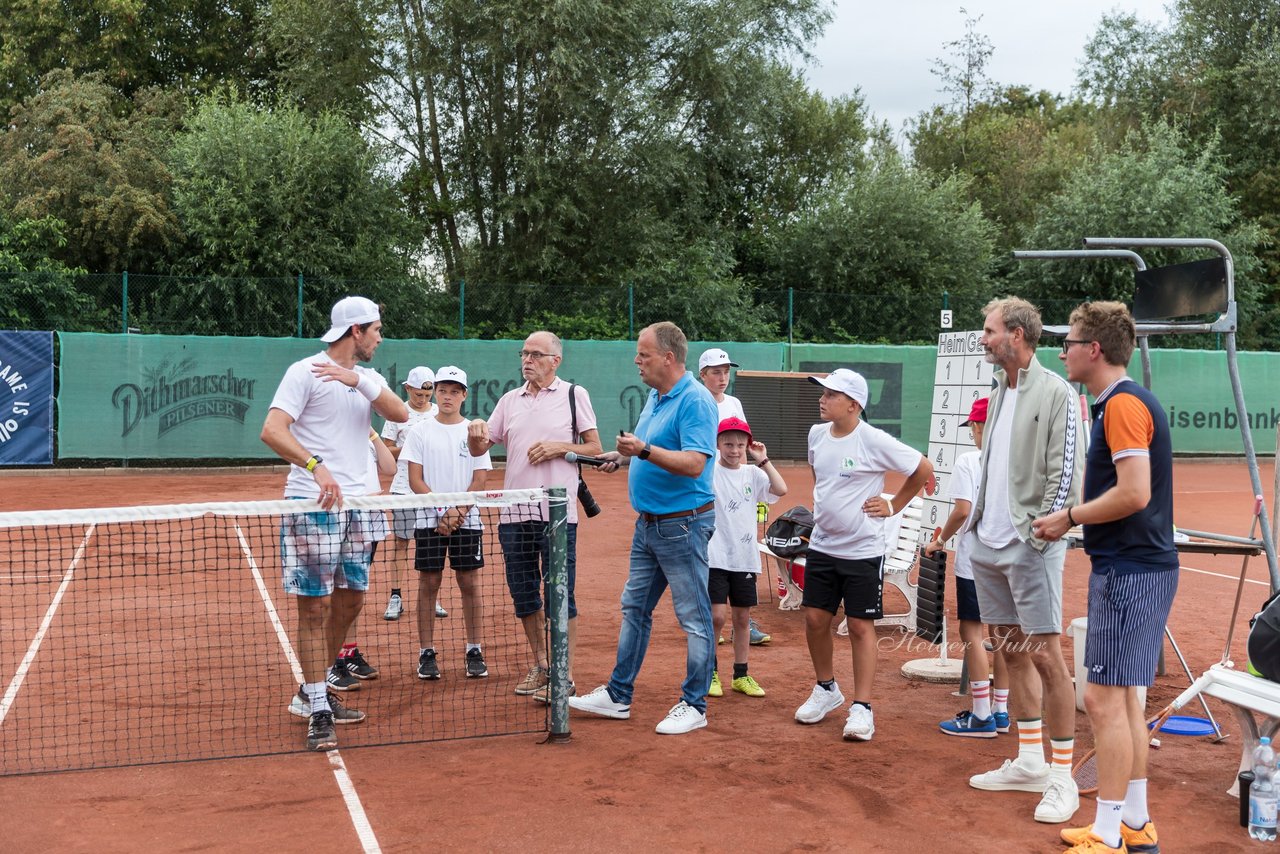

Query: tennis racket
[1073,672,1213,794]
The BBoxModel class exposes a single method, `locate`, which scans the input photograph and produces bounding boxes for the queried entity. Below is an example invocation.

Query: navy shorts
[955,576,983,623]
[414,528,484,573]
[498,522,578,620]
[709,568,758,608]
[801,550,884,620]
[1084,562,1179,687]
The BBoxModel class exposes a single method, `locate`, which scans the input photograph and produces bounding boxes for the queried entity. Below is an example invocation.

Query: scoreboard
[923,331,995,544]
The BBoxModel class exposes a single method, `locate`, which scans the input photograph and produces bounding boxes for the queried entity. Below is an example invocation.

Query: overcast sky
[802,1,1172,133]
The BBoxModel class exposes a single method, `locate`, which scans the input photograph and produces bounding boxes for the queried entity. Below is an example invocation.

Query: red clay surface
[0,458,1276,852]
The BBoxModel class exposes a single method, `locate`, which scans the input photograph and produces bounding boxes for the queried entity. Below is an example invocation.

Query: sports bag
[764,505,814,559]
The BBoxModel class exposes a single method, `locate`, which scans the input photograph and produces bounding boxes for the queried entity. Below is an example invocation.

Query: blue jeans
[607,511,715,713]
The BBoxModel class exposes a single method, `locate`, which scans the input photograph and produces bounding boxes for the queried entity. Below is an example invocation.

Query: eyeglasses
[1061,339,1093,354]
[519,351,554,361]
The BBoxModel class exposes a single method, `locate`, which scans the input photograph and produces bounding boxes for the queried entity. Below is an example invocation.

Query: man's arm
[467,419,497,456]
[616,431,708,478]
[1033,456,1150,541]
[528,427,604,464]
[1040,384,1082,515]
[260,407,342,509]
[372,387,408,423]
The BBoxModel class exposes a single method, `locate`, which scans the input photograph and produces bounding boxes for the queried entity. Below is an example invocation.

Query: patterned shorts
[281,508,385,597]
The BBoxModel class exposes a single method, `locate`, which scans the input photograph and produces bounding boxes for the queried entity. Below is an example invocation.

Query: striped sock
[1122,778,1149,828]
[970,680,992,719]
[993,688,1009,714]
[1016,718,1045,767]
[1049,737,1075,780]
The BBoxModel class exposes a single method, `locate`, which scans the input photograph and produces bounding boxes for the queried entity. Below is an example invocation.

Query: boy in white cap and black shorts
[401,366,493,680]
[380,366,447,621]
[794,368,932,742]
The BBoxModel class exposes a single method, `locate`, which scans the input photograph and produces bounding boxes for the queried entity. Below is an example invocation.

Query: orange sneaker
[1061,821,1157,852]
[1062,833,1125,853]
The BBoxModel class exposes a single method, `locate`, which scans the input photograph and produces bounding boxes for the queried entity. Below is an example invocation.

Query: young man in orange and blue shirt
[1034,301,1173,854]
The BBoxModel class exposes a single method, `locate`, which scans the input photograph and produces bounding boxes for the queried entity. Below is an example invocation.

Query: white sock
[466,643,482,653]
[305,681,330,715]
[970,680,992,719]
[1122,778,1149,828]
[1093,799,1125,847]
[420,647,435,656]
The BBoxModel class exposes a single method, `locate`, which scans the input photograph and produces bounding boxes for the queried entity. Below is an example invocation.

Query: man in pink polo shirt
[467,330,603,702]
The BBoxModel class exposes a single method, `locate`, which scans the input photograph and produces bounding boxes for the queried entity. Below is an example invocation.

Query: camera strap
[568,382,584,477]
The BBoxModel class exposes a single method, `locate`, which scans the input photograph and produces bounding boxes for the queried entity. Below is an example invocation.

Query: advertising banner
[0,330,54,465]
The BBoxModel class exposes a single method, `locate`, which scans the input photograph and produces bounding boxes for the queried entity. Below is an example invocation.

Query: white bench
[758,495,925,632]
[1197,664,1280,796]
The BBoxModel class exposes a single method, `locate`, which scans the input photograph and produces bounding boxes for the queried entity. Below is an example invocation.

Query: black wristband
[1067,506,1077,526]
[639,443,651,460]
[756,458,770,467]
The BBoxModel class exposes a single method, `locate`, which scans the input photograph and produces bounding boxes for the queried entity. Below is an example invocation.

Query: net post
[545,487,572,742]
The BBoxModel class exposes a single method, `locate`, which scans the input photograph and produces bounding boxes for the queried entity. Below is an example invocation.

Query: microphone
[565,451,609,468]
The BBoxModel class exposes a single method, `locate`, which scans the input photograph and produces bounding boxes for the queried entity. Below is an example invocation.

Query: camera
[577,480,601,518]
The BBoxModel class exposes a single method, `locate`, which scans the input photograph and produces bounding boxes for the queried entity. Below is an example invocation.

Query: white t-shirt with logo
[807,421,924,560]
[708,464,778,573]
[269,352,389,498]
[948,450,980,579]
[381,404,439,494]
[400,417,493,529]
[716,394,746,422]
[977,387,1019,548]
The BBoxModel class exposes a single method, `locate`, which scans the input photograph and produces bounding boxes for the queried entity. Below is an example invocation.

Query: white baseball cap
[403,366,435,389]
[320,296,380,343]
[809,368,869,411]
[698,348,738,371]
[435,365,468,388]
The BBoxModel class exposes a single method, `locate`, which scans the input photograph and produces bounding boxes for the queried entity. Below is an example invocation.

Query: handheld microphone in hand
[565,451,609,468]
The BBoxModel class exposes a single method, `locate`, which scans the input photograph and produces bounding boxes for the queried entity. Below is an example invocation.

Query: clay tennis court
[0,458,1274,852]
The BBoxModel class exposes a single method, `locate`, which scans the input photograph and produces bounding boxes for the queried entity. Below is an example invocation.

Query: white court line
[234,524,381,854]
[0,525,95,727]
[1182,564,1269,586]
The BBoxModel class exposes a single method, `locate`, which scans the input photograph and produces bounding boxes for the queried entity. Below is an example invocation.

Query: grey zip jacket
[971,356,1084,552]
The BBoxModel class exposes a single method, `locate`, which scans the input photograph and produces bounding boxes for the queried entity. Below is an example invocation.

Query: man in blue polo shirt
[568,321,719,735]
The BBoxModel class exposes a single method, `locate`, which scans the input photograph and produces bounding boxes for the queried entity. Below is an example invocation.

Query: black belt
[639,501,714,523]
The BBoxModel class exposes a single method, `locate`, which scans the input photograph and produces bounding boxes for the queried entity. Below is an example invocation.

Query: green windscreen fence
[55,333,1279,459]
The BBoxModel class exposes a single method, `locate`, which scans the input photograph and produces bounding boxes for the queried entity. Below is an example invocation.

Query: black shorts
[709,568,758,607]
[801,550,883,620]
[414,528,484,573]
[955,576,983,623]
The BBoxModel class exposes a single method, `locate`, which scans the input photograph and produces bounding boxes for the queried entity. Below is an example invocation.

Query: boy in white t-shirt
[924,396,1010,737]
[401,366,493,681]
[794,369,933,742]
[706,417,787,699]
[698,348,772,647]
[379,366,447,621]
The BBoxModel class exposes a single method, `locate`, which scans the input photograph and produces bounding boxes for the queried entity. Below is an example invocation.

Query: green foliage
[1012,121,1266,344]
[0,70,184,272]
[761,146,996,342]
[0,208,100,330]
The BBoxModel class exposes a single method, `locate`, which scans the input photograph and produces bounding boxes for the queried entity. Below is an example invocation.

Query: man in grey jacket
[965,297,1085,826]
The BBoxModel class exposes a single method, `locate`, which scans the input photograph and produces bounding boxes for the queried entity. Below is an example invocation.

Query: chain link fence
[2,271,1090,343]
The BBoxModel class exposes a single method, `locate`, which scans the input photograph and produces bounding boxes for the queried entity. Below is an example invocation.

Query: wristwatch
[639,443,651,460]
[305,455,323,472]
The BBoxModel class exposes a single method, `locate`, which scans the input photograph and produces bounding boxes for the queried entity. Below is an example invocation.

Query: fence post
[458,279,465,339]
[787,288,794,345]
[121,270,128,334]
[942,290,950,310]
[296,273,304,338]
[628,282,634,339]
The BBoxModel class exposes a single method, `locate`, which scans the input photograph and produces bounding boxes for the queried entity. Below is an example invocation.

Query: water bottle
[1250,736,1277,841]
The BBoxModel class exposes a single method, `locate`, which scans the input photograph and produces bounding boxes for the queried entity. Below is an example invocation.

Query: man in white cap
[261,296,409,752]
[793,368,932,743]
[380,366,447,621]
[698,347,770,645]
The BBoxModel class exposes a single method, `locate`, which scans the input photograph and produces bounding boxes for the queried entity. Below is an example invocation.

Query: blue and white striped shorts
[1084,563,1179,687]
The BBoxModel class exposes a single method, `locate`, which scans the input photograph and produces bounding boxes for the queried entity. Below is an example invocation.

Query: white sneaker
[383,593,403,620]
[655,701,707,735]
[795,682,845,724]
[968,757,1051,792]
[567,685,631,720]
[842,703,875,741]
[1034,775,1080,823]
[435,602,448,618]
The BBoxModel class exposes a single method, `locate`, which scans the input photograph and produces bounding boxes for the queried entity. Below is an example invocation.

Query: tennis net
[0,488,570,775]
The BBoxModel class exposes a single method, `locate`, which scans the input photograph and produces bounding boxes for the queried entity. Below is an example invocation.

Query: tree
[0,0,276,117]
[762,145,997,342]
[0,207,100,330]
[164,95,419,334]
[1011,121,1268,346]
[0,70,185,273]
